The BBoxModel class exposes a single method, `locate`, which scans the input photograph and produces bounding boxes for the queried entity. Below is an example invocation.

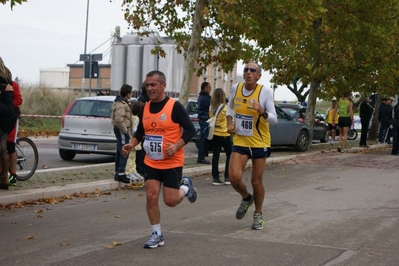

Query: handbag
[203,104,224,140]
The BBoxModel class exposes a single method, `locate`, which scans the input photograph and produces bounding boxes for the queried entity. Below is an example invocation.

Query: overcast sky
[1,0,295,101]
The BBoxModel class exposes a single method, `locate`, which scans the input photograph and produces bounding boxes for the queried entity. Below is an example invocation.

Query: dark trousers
[392,128,399,155]
[378,123,389,143]
[211,135,232,180]
[113,127,130,173]
[197,119,209,161]
[359,118,370,145]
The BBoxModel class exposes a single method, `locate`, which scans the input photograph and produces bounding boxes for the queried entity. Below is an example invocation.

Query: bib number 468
[241,120,253,129]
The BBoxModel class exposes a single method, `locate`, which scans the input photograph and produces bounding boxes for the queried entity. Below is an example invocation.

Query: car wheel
[59,150,76,161]
[320,129,329,143]
[294,130,309,152]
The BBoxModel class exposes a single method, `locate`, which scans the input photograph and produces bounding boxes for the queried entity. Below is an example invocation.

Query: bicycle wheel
[15,137,39,181]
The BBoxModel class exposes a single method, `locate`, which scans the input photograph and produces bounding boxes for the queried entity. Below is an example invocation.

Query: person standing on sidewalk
[391,100,399,155]
[0,58,14,190]
[337,91,354,153]
[111,84,133,184]
[7,80,23,186]
[136,81,149,179]
[0,83,14,190]
[359,96,374,148]
[125,100,145,186]
[226,62,277,230]
[325,98,338,145]
[197,81,211,164]
[378,98,388,143]
[209,88,232,186]
[122,70,197,249]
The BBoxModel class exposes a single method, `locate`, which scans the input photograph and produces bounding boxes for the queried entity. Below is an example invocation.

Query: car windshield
[187,101,198,115]
[280,108,298,118]
[68,100,113,118]
[275,105,291,119]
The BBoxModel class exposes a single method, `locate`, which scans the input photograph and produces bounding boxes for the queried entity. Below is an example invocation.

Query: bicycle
[14,137,39,181]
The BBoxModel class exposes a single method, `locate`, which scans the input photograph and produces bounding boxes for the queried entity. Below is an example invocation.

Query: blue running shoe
[143,232,164,249]
[181,176,197,203]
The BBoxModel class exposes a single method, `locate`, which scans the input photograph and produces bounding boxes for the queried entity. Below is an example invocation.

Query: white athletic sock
[180,185,189,196]
[151,224,161,235]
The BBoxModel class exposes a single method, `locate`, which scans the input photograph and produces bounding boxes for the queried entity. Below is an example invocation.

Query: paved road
[0,144,398,265]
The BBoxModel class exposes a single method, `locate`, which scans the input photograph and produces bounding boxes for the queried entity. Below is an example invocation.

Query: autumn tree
[259,0,399,129]
[0,0,26,9]
[121,0,314,106]
[122,0,399,135]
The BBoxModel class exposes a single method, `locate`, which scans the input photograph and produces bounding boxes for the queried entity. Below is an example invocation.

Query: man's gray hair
[247,61,262,74]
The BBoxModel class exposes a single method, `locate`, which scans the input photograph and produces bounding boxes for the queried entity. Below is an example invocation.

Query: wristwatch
[262,109,268,119]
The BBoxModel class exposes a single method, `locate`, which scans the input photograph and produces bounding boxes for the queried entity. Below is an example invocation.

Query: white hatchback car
[58,96,133,161]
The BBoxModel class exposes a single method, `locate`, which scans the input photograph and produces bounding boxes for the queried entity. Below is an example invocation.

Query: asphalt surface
[1,143,399,265]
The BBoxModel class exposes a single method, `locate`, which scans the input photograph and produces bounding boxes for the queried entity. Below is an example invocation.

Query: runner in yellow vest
[226,61,277,230]
[337,91,354,152]
[325,98,339,145]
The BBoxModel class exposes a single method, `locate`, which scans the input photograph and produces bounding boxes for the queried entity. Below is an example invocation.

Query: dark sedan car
[277,103,328,143]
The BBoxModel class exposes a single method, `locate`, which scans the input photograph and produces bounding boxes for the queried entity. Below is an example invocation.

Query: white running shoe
[127,173,139,184]
[134,172,145,185]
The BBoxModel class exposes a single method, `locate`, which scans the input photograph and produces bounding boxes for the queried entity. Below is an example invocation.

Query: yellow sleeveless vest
[232,83,271,148]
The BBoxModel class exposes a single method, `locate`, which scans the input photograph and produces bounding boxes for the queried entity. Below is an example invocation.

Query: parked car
[58,96,117,161]
[277,103,328,143]
[58,96,197,161]
[173,98,201,145]
[191,102,312,152]
[269,105,312,151]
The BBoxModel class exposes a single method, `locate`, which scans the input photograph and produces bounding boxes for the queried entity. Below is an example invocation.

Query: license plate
[72,143,97,151]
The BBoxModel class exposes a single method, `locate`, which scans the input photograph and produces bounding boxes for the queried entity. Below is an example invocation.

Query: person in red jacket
[7,81,23,185]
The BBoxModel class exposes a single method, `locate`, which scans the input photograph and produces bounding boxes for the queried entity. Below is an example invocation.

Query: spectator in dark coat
[0,82,14,190]
[359,96,374,147]
[196,81,211,164]
[391,101,399,155]
[136,81,149,177]
[378,98,389,143]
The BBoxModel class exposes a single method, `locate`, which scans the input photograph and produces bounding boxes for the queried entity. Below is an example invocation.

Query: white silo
[110,44,127,93]
[126,44,143,95]
[159,44,175,94]
[142,44,158,82]
[122,34,140,45]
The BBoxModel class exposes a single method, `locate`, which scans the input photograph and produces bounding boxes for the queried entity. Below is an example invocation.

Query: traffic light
[84,61,99,78]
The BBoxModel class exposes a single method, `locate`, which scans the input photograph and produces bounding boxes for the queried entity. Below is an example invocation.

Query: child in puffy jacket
[126,100,145,186]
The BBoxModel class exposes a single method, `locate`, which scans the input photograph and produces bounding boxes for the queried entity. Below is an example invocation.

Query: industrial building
[39,32,238,98]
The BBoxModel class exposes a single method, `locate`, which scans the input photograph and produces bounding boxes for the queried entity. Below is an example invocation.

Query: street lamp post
[81,0,90,96]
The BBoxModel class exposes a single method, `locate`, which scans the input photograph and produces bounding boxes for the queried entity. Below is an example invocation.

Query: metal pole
[89,55,92,96]
[81,0,90,96]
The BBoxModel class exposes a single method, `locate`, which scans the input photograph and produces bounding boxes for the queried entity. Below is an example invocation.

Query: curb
[0,144,389,205]
[0,155,295,205]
